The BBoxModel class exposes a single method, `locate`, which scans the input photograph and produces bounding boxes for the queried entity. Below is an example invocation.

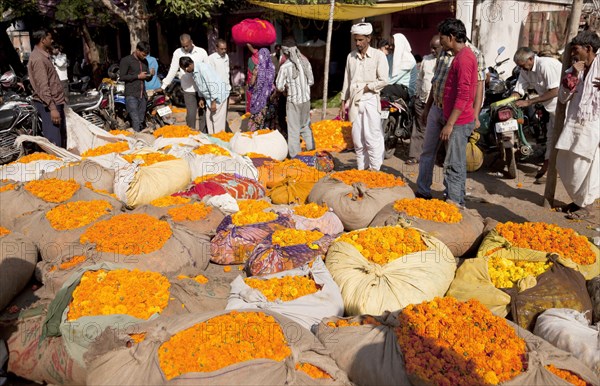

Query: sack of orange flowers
[160,201,226,237]
[272,203,344,236]
[258,158,326,189]
[308,170,415,231]
[85,309,352,385]
[0,227,37,310]
[227,257,343,330]
[369,198,485,257]
[246,229,334,276]
[41,158,116,193]
[230,129,288,161]
[314,297,598,386]
[325,226,456,316]
[0,151,71,182]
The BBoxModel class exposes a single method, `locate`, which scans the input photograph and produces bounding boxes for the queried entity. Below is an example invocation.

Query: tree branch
[100,0,128,22]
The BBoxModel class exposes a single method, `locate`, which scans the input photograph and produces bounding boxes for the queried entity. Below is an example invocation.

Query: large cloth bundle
[0,229,37,310]
[268,177,315,205]
[466,131,484,172]
[232,18,277,46]
[294,151,335,172]
[272,206,344,236]
[176,173,266,201]
[230,130,288,161]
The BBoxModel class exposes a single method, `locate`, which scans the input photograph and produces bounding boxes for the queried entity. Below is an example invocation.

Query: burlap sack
[161,206,226,238]
[41,159,116,193]
[85,310,352,385]
[369,202,485,257]
[0,230,38,310]
[308,177,415,231]
[35,256,98,299]
[0,159,68,182]
[588,276,600,324]
[325,228,456,316]
[268,177,315,205]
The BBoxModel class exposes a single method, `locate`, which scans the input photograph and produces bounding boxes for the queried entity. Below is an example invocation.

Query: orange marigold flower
[393,198,463,223]
[223,266,232,272]
[293,203,328,219]
[242,129,272,136]
[59,255,87,270]
[545,365,589,386]
[310,120,353,152]
[171,106,187,113]
[0,226,10,237]
[210,131,234,142]
[24,178,80,203]
[0,183,16,193]
[177,274,209,284]
[296,363,332,379]
[129,333,146,343]
[244,152,271,159]
[244,275,319,302]
[67,269,170,321]
[193,144,231,157]
[167,202,212,222]
[150,196,191,207]
[13,152,61,164]
[109,129,132,136]
[153,125,199,138]
[122,153,178,166]
[271,229,324,248]
[396,297,527,386]
[158,311,291,379]
[338,226,427,265]
[46,200,112,230]
[495,222,596,265]
[81,142,130,157]
[331,169,405,188]
[231,211,277,226]
[84,182,117,198]
[238,200,272,212]
[80,213,172,255]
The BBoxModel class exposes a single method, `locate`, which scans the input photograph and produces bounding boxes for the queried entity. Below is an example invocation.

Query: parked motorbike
[0,69,32,99]
[68,76,91,94]
[381,95,413,159]
[0,96,41,164]
[69,90,113,131]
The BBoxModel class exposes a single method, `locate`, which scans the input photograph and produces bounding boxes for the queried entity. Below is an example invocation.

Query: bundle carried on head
[232,18,276,46]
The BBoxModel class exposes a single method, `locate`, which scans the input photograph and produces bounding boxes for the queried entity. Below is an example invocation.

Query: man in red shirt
[438,18,477,208]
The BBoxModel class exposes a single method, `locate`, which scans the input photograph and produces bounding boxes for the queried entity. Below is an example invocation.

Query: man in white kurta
[340,23,389,171]
[555,31,600,220]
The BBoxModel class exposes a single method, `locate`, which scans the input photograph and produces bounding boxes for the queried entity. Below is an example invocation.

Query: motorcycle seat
[69,94,101,113]
[0,109,15,130]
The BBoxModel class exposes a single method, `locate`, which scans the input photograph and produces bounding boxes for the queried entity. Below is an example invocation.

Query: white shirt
[416,53,436,102]
[208,52,231,93]
[276,59,313,104]
[52,53,68,81]
[513,55,562,112]
[161,45,208,93]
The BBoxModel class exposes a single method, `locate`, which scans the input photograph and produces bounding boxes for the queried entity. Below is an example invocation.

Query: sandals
[561,202,580,213]
[566,208,593,220]
[405,158,419,165]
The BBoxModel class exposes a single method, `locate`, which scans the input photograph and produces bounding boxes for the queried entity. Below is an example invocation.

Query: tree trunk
[100,0,150,54]
[81,23,100,75]
[126,12,150,53]
[156,21,169,65]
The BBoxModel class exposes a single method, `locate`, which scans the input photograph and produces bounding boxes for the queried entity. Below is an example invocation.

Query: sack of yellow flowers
[246,229,334,276]
[230,129,289,161]
[370,198,485,257]
[0,151,71,182]
[0,227,37,310]
[227,257,343,329]
[310,119,354,152]
[268,176,315,205]
[272,203,344,236]
[85,309,352,385]
[325,226,456,316]
[35,255,96,298]
[161,202,226,237]
[258,158,326,189]
[78,213,211,274]
[308,170,415,231]
[41,158,116,193]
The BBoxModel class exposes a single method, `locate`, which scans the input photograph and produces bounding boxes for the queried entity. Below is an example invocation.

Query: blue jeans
[33,101,67,148]
[443,121,475,207]
[416,105,445,198]
[125,96,147,132]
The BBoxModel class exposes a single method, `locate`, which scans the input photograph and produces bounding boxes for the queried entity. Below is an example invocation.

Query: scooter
[0,95,41,164]
[381,95,413,159]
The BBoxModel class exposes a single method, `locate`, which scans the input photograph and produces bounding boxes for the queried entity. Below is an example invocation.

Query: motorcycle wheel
[383,116,398,159]
[505,147,517,179]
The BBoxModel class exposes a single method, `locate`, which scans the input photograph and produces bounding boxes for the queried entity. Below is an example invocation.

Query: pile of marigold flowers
[545,365,588,386]
[238,200,272,212]
[0,226,10,237]
[24,179,80,203]
[0,183,16,193]
[271,229,324,248]
[242,129,272,136]
[122,152,177,166]
[150,196,190,207]
[14,152,61,164]
[67,269,170,321]
[177,274,209,284]
[293,203,329,218]
[46,200,112,230]
[192,144,231,157]
[488,256,553,288]
[244,152,272,159]
[310,120,353,152]
[56,255,87,271]
[331,170,405,188]
[396,297,527,386]
[244,275,319,301]
[108,129,132,136]
[338,227,427,265]
[210,131,234,142]
[296,363,332,379]
[393,198,463,223]
[80,213,172,255]
[81,142,130,157]
[495,222,596,265]
[158,311,291,379]
[84,182,117,198]
[153,125,198,138]
[326,316,379,328]
[168,203,212,222]
[231,200,277,226]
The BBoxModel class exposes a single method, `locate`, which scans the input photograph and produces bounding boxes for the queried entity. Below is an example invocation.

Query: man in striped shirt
[275,44,315,158]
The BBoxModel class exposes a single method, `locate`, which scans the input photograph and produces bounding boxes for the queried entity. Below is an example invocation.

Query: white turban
[351,22,373,36]
[391,33,416,75]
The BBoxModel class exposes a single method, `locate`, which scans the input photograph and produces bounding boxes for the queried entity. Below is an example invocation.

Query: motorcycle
[381,95,413,159]
[0,96,41,164]
[69,90,114,131]
[0,69,32,99]
[68,76,91,94]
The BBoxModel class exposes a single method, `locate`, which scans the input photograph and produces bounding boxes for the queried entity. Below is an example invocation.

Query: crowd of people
[24,20,600,217]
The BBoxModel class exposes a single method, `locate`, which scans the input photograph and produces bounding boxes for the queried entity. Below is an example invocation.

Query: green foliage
[273,0,374,5]
[55,0,113,25]
[0,0,38,19]
[155,0,225,18]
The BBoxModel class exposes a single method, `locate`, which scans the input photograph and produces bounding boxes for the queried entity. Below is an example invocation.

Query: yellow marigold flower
[293,203,329,219]
[0,226,10,237]
[393,198,463,223]
[24,178,80,203]
[122,153,177,166]
[223,266,232,272]
[158,311,291,379]
[46,200,112,230]
[84,182,117,198]
[244,152,271,158]
[271,229,324,247]
[167,202,212,222]
[331,169,405,188]
[397,297,526,386]
[310,120,353,152]
[108,129,132,136]
[13,152,61,164]
[150,196,190,207]
[67,269,170,321]
[296,363,332,379]
[495,222,596,265]
[0,183,16,193]
[238,200,272,212]
[244,275,319,302]
[337,226,427,265]
[193,144,231,157]
[80,213,172,255]
[231,211,277,226]
[210,131,234,142]
[153,125,199,138]
[488,256,553,288]
[81,142,130,157]
[545,365,588,386]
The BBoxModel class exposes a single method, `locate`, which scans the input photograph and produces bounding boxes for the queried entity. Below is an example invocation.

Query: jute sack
[160,206,226,238]
[369,202,484,257]
[41,159,116,193]
[227,258,344,330]
[0,229,38,310]
[588,276,600,324]
[325,227,456,316]
[534,308,599,376]
[85,309,352,385]
[308,177,415,231]
[7,301,87,385]
[230,130,289,161]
